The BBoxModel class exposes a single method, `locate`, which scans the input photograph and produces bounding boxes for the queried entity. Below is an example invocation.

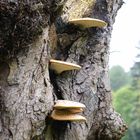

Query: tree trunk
[0,0,127,140]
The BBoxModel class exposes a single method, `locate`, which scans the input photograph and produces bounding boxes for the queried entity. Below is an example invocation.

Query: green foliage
[110,65,131,91]
[131,44,140,89]
[112,44,140,140]
[113,86,140,140]
[129,93,140,140]
[131,62,140,89]
[113,86,136,124]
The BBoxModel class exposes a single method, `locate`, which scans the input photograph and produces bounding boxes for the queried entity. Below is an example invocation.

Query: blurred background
[109,0,140,139]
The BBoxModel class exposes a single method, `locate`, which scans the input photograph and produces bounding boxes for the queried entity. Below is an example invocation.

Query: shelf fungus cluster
[51,100,86,122]
[69,17,107,28]
[49,59,81,74]
[49,17,107,123]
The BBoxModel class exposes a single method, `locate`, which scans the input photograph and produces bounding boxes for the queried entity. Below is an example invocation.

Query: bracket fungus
[65,108,83,113]
[49,59,81,74]
[69,17,107,28]
[51,110,86,121]
[54,100,86,109]
[51,100,86,122]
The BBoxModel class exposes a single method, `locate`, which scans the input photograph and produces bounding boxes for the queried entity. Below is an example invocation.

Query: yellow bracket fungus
[51,110,86,122]
[69,18,107,28]
[49,59,81,74]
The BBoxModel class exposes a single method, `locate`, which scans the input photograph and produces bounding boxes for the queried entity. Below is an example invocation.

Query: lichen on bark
[0,0,52,57]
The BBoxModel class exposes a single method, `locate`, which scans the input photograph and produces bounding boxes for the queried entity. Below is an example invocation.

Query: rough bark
[0,0,127,140]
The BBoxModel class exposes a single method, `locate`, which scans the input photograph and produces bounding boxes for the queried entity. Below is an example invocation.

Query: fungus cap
[67,108,84,113]
[49,59,81,74]
[59,108,84,113]
[54,100,86,109]
[69,18,107,28]
[51,110,86,121]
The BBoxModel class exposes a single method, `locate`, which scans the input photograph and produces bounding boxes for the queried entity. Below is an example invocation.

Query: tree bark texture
[0,0,127,140]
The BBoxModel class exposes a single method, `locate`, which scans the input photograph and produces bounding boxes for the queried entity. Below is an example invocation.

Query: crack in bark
[49,71,64,100]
